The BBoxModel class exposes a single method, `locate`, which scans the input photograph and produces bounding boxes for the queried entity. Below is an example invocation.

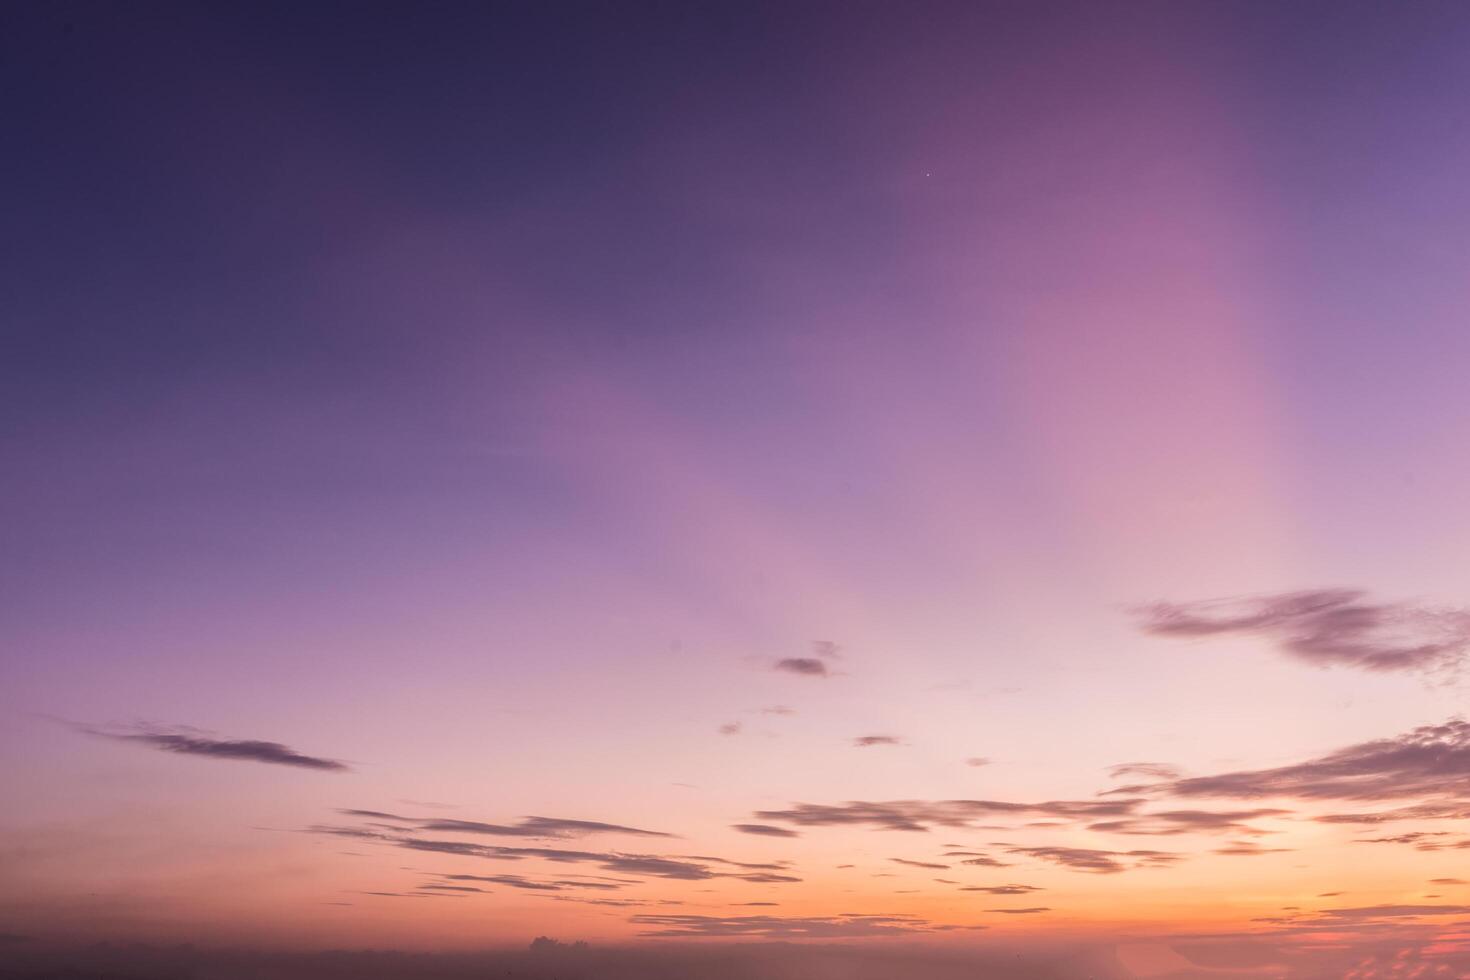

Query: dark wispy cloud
[1107,762,1182,781]
[717,722,742,736]
[1353,831,1450,848]
[759,705,795,716]
[988,907,1051,914]
[772,641,842,678]
[629,912,939,938]
[1004,846,1180,874]
[1086,808,1288,836]
[306,822,795,885]
[731,823,799,838]
[773,658,828,677]
[853,735,902,748]
[1116,720,1470,802]
[84,725,348,771]
[753,797,1141,833]
[890,858,948,869]
[964,757,991,768]
[338,813,673,839]
[1133,588,1470,673]
[960,884,1044,895]
[435,872,627,891]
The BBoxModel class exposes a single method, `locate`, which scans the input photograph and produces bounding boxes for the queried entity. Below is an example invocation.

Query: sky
[5,2,1470,977]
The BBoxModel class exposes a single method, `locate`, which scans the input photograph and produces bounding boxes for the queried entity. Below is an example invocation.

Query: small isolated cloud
[890,858,948,869]
[961,884,1044,895]
[774,658,828,677]
[83,725,348,771]
[988,907,1051,914]
[811,640,841,659]
[853,735,902,748]
[1133,588,1470,673]
[965,757,992,767]
[760,705,796,716]
[1431,878,1468,885]
[1108,762,1182,781]
[718,722,742,736]
[731,824,799,838]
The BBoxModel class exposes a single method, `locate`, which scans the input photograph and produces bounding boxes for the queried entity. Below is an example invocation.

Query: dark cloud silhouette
[961,884,1044,894]
[774,658,828,676]
[753,797,1141,833]
[964,757,992,767]
[1087,808,1288,836]
[731,823,799,838]
[1005,846,1180,874]
[1133,588,1470,673]
[1431,878,1468,885]
[890,858,948,869]
[419,884,486,892]
[85,726,348,771]
[853,735,902,748]
[989,907,1051,914]
[1122,720,1470,802]
[717,722,742,735]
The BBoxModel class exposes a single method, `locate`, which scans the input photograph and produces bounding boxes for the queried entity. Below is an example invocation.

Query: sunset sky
[6,2,1470,977]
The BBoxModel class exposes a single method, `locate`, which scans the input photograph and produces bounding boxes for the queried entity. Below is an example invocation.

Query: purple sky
[5,2,1470,974]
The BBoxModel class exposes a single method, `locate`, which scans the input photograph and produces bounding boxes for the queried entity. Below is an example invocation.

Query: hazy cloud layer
[754,798,1141,833]
[1134,588,1470,673]
[1087,808,1288,836]
[629,912,941,938]
[306,820,795,884]
[1004,846,1181,874]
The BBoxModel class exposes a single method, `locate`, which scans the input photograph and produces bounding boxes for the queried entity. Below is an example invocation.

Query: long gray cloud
[335,810,672,839]
[86,726,348,771]
[1114,719,1470,802]
[1133,588,1470,673]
